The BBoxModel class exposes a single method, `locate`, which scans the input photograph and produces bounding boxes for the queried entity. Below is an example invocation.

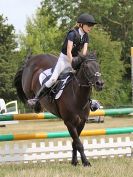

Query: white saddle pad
[39,68,70,99]
[39,68,52,86]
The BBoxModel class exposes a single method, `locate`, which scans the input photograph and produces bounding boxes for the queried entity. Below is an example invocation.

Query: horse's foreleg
[71,120,86,166]
[71,141,78,166]
[64,121,90,167]
[77,120,91,167]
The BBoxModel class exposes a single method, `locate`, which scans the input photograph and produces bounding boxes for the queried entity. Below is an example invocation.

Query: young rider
[28,13,100,111]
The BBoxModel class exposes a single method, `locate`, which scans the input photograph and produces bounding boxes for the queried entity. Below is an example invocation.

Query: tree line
[0,0,133,107]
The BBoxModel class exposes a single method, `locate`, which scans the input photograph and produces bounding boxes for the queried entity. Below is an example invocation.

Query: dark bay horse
[14,53,104,166]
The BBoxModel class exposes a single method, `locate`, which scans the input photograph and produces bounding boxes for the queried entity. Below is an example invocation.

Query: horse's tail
[14,50,32,103]
[14,67,27,103]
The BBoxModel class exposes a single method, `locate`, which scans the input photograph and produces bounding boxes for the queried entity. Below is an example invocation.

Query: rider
[28,13,100,111]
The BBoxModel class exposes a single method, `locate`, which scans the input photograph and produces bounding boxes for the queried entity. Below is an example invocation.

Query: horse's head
[79,52,104,91]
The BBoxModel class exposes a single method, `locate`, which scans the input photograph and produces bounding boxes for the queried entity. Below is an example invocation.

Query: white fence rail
[0,121,19,125]
[0,137,132,164]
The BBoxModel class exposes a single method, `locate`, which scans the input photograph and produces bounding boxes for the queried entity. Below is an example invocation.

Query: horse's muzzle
[95,80,104,91]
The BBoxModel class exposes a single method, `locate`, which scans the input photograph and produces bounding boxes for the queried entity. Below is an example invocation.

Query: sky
[0,0,42,33]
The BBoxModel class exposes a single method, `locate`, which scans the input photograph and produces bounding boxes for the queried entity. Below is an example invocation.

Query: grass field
[0,115,133,177]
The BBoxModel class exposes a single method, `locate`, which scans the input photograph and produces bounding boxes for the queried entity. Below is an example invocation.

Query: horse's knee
[72,142,77,153]
[75,142,84,153]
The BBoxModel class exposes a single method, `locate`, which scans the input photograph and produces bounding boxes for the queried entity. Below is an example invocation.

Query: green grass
[0,157,132,177]
[0,116,133,177]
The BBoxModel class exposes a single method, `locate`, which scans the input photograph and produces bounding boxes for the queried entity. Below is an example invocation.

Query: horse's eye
[95,72,101,77]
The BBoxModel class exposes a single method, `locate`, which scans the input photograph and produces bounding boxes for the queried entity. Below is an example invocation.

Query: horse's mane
[72,52,97,70]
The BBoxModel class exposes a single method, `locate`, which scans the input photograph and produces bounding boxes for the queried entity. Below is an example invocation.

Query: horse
[14,52,104,166]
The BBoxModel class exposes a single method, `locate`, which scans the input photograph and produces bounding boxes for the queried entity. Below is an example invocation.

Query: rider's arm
[67,40,73,63]
[82,43,88,56]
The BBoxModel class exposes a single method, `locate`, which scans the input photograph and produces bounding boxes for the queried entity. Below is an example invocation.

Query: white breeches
[45,53,72,88]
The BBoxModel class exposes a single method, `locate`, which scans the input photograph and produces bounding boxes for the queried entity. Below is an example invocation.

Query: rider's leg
[28,68,60,106]
[28,53,71,106]
[29,66,60,103]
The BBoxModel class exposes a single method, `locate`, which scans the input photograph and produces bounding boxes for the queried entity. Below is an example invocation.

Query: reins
[71,61,94,110]
[72,75,92,110]
[73,74,92,88]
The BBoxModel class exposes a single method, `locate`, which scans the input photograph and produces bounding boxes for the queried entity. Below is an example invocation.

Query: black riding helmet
[77,13,97,25]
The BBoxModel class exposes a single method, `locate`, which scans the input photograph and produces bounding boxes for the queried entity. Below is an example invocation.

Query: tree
[100,0,133,104]
[19,8,62,55]
[40,0,116,29]
[102,0,133,78]
[0,15,18,101]
[89,27,126,106]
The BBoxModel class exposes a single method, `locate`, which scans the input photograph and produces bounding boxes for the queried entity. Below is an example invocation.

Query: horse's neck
[76,66,88,85]
[72,69,92,109]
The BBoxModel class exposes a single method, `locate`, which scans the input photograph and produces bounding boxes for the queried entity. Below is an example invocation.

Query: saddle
[39,67,74,100]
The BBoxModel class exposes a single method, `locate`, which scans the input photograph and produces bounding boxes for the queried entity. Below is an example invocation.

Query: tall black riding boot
[28,84,50,107]
[35,84,50,99]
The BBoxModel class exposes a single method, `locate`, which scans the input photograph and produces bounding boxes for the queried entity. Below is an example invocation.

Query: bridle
[72,56,102,110]
[75,58,101,87]
[72,58,101,110]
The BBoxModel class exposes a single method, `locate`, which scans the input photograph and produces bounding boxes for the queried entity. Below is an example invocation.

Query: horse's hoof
[71,160,78,166]
[83,161,91,167]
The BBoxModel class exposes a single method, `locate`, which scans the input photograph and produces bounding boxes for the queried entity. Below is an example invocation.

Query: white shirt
[78,28,85,39]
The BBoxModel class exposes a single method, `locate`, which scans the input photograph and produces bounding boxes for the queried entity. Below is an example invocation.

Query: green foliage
[102,0,133,41]
[79,0,116,22]
[19,9,62,55]
[41,0,80,29]
[0,15,18,101]
[41,0,116,29]
[102,0,133,78]
[89,27,127,106]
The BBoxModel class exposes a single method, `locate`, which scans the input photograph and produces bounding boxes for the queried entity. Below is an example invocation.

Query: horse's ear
[87,51,97,60]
